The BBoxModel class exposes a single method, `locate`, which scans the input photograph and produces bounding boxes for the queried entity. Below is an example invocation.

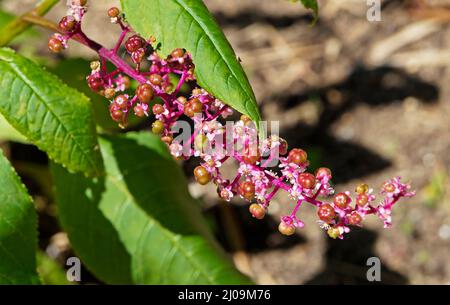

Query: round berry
[183,103,194,117]
[132,48,145,64]
[151,120,164,134]
[109,105,123,122]
[177,96,187,104]
[249,204,266,220]
[87,75,104,92]
[134,104,147,117]
[298,173,316,189]
[125,35,145,53]
[114,94,128,110]
[240,114,251,123]
[242,147,261,165]
[333,192,351,209]
[288,148,307,165]
[161,135,173,145]
[278,222,295,236]
[355,183,369,195]
[356,194,368,207]
[348,211,362,225]
[149,74,163,86]
[136,83,154,103]
[239,181,255,201]
[315,167,332,179]
[73,0,87,5]
[107,7,120,18]
[152,104,164,115]
[59,16,76,32]
[171,48,185,58]
[194,134,208,151]
[279,138,288,155]
[318,204,336,223]
[104,88,116,99]
[48,38,63,53]
[384,183,395,193]
[189,98,203,114]
[327,227,341,239]
[194,166,211,185]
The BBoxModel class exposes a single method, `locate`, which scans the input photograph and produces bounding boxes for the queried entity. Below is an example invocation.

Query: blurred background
[1,0,449,284]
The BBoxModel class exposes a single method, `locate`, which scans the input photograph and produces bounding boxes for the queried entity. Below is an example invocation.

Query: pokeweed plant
[0,0,414,285]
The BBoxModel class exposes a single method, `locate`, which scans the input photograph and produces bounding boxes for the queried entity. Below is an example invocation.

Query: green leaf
[52,132,252,284]
[120,0,261,127]
[0,48,103,177]
[0,112,28,144]
[37,251,73,285]
[0,149,40,284]
[291,0,319,21]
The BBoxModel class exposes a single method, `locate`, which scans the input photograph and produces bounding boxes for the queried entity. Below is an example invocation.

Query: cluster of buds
[48,2,416,239]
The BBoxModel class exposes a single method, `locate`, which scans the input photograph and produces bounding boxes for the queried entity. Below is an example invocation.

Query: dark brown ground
[2,0,450,284]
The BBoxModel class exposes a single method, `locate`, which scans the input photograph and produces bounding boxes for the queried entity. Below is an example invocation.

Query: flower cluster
[48,2,416,239]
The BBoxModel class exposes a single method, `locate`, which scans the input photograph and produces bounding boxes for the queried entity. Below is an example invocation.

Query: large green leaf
[52,132,251,284]
[0,112,28,144]
[120,0,261,127]
[0,48,103,177]
[0,149,40,284]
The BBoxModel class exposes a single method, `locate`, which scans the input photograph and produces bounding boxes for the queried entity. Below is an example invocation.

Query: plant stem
[0,0,60,46]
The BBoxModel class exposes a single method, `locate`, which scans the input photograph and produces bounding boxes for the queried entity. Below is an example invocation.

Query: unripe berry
[134,104,147,117]
[239,181,255,201]
[48,38,63,53]
[171,48,185,58]
[125,35,145,53]
[327,227,341,239]
[190,98,203,114]
[333,192,351,209]
[356,194,368,207]
[194,166,211,185]
[288,148,307,165]
[348,211,362,225]
[152,104,164,115]
[136,83,154,103]
[104,88,116,99]
[177,96,187,104]
[114,94,128,110]
[161,135,173,145]
[59,16,76,32]
[87,75,104,92]
[121,76,131,89]
[194,134,208,151]
[242,146,261,165]
[240,114,251,123]
[151,120,164,134]
[355,183,369,195]
[279,138,288,155]
[249,203,266,220]
[183,104,194,117]
[107,7,120,18]
[109,106,123,122]
[318,204,336,223]
[132,48,146,64]
[192,88,202,96]
[278,222,295,236]
[297,173,316,189]
[73,0,87,5]
[149,74,163,86]
[315,167,332,179]
[384,183,395,193]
